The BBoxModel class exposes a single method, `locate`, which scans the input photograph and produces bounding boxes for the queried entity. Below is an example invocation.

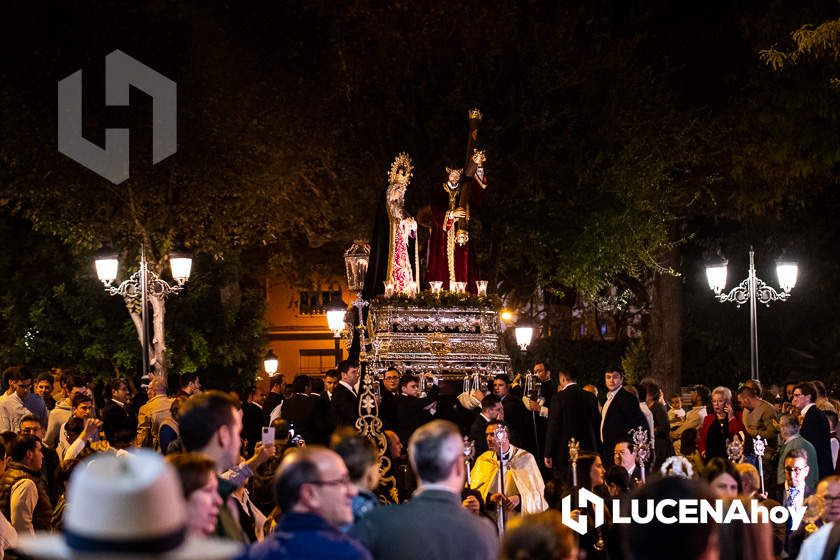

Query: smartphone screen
[261,426,275,446]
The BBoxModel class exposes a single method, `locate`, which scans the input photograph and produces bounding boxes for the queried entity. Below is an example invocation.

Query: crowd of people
[0,361,837,559]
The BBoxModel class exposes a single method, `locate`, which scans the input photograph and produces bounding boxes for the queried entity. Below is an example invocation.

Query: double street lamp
[95,244,192,380]
[705,248,798,382]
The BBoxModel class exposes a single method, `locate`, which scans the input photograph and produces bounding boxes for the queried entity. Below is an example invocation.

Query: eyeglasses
[384,376,399,381]
[307,475,352,488]
[792,393,804,398]
[784,466,806,474]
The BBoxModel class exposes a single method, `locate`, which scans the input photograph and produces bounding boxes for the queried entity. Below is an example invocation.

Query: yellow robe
[470,445,548,516]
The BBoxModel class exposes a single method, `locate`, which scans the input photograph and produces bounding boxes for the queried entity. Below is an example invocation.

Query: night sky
[3,1,840,389]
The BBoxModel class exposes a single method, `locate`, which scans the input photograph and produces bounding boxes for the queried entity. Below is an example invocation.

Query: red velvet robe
[425,179,484,292]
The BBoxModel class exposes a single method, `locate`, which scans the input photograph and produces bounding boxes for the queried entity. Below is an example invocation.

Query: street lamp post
[705,247,798,382]
[263,350,279,377]
[94,243,192,380]
[326,297,346,367]
[514,322,534,352]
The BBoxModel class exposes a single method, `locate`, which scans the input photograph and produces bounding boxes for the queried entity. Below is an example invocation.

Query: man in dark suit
[241,385,266,457]
[613,439,644,489]
[544,365,600,479]
[793,382,834,479]
[349,420,498,560]
[777,448,815,558]
[330,360,360,428]
[523,361,556,461]
[262,376,285,426]
[395,373,439,444]
[493,374,534,454]
[100,378,137,448]
[280,375,322,444]
[379,367,401,432]
[600,369,648,464]
[468,394,503,457]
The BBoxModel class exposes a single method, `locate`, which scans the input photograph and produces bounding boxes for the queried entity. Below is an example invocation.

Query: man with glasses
[779,449,813,507]
[797,476,840,560]
[778,448,814,558]
[240,446,371,560]
[777,413,819,490]
[0,367,48,432]
[379,367,401,432]
[793,382,834,479]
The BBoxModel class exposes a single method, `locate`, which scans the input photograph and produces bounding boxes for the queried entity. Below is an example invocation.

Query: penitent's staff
[569,438,580,487]
[754,436,767,495]
[494,423,507,537]
[523,370,541,461]
[631,426,650,484]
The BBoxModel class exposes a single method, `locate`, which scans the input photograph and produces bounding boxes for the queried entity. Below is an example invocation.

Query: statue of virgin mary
[362,153,419,300]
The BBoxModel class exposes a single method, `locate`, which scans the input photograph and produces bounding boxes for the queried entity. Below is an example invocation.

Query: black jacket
[330,382,359,428]
[101,400,137,447]
[396,386,439,444]
[601,386,648,461]
[262,391,284,425]
[468,414,490,457]
[501,393,534,453]
[544,384,601,472]
[800,405,834,479]
[281,393,319,443]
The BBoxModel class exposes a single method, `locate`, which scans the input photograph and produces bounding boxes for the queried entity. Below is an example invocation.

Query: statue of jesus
[425,150,488,292]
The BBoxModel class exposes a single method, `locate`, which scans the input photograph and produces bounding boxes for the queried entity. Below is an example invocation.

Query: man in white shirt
[0,370,34,433]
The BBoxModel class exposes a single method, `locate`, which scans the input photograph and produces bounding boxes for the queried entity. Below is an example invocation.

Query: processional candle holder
[754,436,767,495]
[569,438,580,487]
[463,436,475,486]
[494,423,508,537]
[631,426,650,483]
[726,433,744,464]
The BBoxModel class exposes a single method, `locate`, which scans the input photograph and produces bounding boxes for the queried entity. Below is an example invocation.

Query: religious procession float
[340,109,513,395]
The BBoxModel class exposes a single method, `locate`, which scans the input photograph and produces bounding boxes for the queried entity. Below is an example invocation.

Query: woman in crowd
[549,451,612,559]
[698,386,746,461]
[701,457,741,499]
[702,459,773,559]
[158,396,186,454]
[167,453,224,538]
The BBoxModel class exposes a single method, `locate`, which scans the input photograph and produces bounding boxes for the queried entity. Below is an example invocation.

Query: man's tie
[786,487,799,508]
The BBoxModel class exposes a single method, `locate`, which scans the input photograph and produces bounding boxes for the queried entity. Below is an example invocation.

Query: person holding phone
[698,386,746,460]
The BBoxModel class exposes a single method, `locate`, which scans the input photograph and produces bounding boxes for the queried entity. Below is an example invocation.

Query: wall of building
[263,275,351,384]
